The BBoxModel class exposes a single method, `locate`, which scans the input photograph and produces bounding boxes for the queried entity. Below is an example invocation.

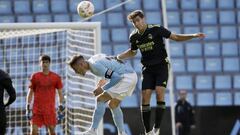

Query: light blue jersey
[88,54,135,90]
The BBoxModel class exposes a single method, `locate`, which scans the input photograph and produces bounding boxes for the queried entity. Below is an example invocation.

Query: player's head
[179,90,187,101]
[68,55,89,76]
[127,10,146,31]
[39,55,51,71]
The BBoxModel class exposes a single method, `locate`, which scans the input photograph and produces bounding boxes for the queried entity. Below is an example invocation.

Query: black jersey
[130,24,171,66]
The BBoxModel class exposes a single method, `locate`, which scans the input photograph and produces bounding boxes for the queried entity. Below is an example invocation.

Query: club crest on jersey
[148,34,153,39]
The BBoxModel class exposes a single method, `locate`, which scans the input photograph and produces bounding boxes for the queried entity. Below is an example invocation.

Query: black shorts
[142,61,170,90]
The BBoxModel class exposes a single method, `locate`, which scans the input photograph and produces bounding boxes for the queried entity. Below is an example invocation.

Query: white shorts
[106,72,138,101]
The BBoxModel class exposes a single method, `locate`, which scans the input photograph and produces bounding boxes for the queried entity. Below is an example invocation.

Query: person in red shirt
[26,55,64,135]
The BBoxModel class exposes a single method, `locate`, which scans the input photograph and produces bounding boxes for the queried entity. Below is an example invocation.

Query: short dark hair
[67,55,84,68]
[127,10,144,22]
[39,55,51,62]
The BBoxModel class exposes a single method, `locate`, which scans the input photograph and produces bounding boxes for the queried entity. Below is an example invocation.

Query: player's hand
[97,79,107,87]
[26,104,32,120]
[57,104,65,121]
[93,87,103,96]
[194,33,206,38]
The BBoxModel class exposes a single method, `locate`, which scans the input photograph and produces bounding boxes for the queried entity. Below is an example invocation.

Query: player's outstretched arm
[169,33,206,42]
[57,89,64,105]
[117,48,137,60]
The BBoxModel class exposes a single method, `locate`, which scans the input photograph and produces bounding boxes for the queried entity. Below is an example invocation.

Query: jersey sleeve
[158,26,171,39]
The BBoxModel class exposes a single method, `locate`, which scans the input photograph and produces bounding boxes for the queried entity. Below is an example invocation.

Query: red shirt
[29,71,63,114]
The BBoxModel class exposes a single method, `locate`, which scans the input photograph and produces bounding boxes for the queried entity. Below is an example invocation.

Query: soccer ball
[77,1,94,18]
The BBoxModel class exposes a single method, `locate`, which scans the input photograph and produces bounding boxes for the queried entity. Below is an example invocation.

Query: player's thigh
[97,92,112,102]
[108,98,121,109]
[47,125,55,134]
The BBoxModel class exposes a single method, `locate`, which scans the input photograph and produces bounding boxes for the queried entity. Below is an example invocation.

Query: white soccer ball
[77,1,94,18]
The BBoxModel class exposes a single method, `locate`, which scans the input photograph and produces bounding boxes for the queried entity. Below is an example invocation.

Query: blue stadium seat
[167,11,180,26]
[111,28,128,42]
[143,0,160,10]
[187,58,204,72]
[176,75,193,90]
[216,92,232,106]
[215,75,231,90]
[124,0,141,11]
[121,93,138,108]
[184,27,200,35]
[219,11,235,24]
[107,13,124,26]
[218,0,234,9]
[32,0,49,14]
[35,15,52,22]
[234,92,240,105]
[106,0,122,11]
[169,42,184,57]
[51,0,67,13]
[181,0,197,10]
[238,11,240,24]
[197,92,214,106]
[205,58,222,72]
[145,11,161,24]
[201,11,217,25]
[222,42,238,56]
[0,16,15,23]
[166,0,178,10]
[17,15,33,22]
[113,44,129,55]
[204,42,220,56]
[69,0,81,13]
[133,59,142,73]
[14,0,31,14]
[171,58,186,73]
[199,0,216,9]
[101,44,112,55]
[223,58,239,72]
[91,14,107,27]
[102,29,110,43]
[53,14,70,22]
[91,0,104,12]
[71,14,81,22]
[196,75,213,90]
[0,1,12,14]
[169,27,181,34]
[233,75,240,89]
[185,42,202,56]
[182,11,199,25]
[202,26,218,40]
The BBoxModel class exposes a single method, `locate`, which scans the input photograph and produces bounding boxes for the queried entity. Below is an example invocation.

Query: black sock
[154,101,166,128]
[141,104,151,133]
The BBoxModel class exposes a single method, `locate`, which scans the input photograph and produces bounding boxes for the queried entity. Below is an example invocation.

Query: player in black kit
[0,69,16,134]
[116,10,205,135]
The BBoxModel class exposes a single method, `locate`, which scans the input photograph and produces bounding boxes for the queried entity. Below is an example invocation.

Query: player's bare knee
[108,99,121,109]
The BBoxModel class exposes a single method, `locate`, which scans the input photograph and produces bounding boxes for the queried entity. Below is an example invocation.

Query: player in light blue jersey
[68,54,138,135]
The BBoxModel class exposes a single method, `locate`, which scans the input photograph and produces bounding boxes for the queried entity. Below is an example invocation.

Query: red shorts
[31,113,57,127]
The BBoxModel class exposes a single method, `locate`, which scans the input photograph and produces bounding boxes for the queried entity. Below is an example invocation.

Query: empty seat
[101,44,112,55]
[0,1,12,14]
[14,0,31,14]
[113,44,129,55]
[196,75,213,90]
[176,75,193,90]
[200,0,216,9]
[171,58,186,72]
[205,58,222,72]
[143,0,160,10]
[51,0,67,13]
[167,11,180,26]
[202,26,218,40]
[185,42,202,56]
[35,15,52,22]
[102,29,110,43]
[238,11,240,24]
[181,0,197,9]
[91,14,107,27]
[215,75,231,90]
[197,92,214,106]
[145,11,161,24]
[69,0,81,13]
[121,93,138,107]
[106,0,122,11]
[166,0,178,10]
[182,11,199,25]
[222,42,238,56]
[0,16,15,23]
[184,27,200,35]
[201,11,217,25]
[32,0,49,14]
[169,42,184,57]
[219,11,235,24]
[216,92,232,106]
[187,58,204,72]
[111,28,128,42]
[17,15,33,22]
[91,0,104,12]
[107,13,124,26]
[124,0,141,11]
[233,75,240,89]
[234,92,240,105]
[53,14,70,22]
[204,42,220,56]
[218,0,234,9]
[223,58,239,72]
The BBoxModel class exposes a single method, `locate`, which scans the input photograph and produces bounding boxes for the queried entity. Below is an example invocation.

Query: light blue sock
[92,101,105,129]
[111,106,125,133]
